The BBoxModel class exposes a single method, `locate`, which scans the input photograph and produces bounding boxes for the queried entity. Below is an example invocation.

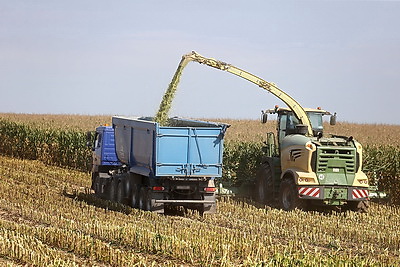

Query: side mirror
[86,131,93,148]
[261,111,268,124]
[330,112,337,125]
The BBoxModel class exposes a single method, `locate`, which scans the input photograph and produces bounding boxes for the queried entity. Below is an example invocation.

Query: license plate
[176,185,191,190]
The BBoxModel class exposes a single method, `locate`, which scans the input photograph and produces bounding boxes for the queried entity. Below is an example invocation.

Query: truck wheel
[344,200,369,213]
[279,178,305,211]
[129,184,139,208]
[92,173,101,195]
[106,180,116,202]
[144,188,153,211]
[255,163,274,204]
[116,181,125,204]
[138,187,147,210]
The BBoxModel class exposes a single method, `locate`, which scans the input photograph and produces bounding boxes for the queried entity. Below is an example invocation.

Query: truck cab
[89,126,121,192]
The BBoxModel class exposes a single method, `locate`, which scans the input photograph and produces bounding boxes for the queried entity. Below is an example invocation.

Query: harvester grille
[316,147,356,173]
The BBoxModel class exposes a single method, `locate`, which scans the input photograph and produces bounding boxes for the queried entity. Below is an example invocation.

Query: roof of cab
[266,106,331,115]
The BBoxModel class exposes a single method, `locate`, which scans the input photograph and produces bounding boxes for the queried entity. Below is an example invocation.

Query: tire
[92,173,101,195]
[106,179,116,201]
[129,184,139,208]
[255,163,274,204]
[344,200,369,213]
[116,181,125,204]
[138,187,147,210]
[144,188,153,211]
[279,178,305,211]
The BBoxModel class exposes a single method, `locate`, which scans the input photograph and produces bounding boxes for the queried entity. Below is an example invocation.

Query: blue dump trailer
[89,116,229,214]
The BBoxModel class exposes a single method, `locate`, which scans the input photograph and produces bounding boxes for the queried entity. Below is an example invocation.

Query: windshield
[279,111,325,140]
[285,112,323,131]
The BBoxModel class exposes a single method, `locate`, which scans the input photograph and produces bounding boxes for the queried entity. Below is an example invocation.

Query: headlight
[357,179,368,185]
[305,142,315,151]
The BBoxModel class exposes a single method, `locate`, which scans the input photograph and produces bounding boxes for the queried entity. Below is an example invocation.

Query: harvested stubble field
[0,113,400,266]
[1,156,400,266]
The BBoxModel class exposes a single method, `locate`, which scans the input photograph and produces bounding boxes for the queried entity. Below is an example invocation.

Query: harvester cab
[262,106,336,142]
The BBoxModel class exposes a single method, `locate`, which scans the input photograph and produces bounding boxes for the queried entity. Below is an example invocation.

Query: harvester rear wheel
[279,178,305,211]
[255,163,274,205]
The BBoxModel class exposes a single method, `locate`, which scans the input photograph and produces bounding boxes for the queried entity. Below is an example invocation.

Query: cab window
[308,112,323,130]
[278,114,287,143]
[287,114,299,130]
[94,133,102,148]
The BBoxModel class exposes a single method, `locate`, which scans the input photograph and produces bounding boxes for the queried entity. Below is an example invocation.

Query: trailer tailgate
[155,127,223,177]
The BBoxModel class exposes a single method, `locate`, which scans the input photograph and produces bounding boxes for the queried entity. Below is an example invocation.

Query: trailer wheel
[255,163,274,205]
[106,179,116,202]
[116,181,125,204]
[144,188,153,211]
[138,187,147,211]
[344,200,369,213]
[129,184,140,208]
[279,178,305,211]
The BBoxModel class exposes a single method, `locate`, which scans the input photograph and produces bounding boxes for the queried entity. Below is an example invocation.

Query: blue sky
[1,1,399,124]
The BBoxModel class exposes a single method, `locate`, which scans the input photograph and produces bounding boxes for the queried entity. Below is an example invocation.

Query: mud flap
[148,190,164,213]
[202,193,217,214]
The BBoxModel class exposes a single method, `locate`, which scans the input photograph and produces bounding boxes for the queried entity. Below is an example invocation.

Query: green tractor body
[256,107,369,212]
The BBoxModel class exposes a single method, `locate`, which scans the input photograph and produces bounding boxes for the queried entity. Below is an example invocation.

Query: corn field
[0,119,91,171]
[0,114,400,265]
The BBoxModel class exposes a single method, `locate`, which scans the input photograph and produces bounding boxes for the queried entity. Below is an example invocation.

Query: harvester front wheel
[255,163,274,205]
[279,178,305,211]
